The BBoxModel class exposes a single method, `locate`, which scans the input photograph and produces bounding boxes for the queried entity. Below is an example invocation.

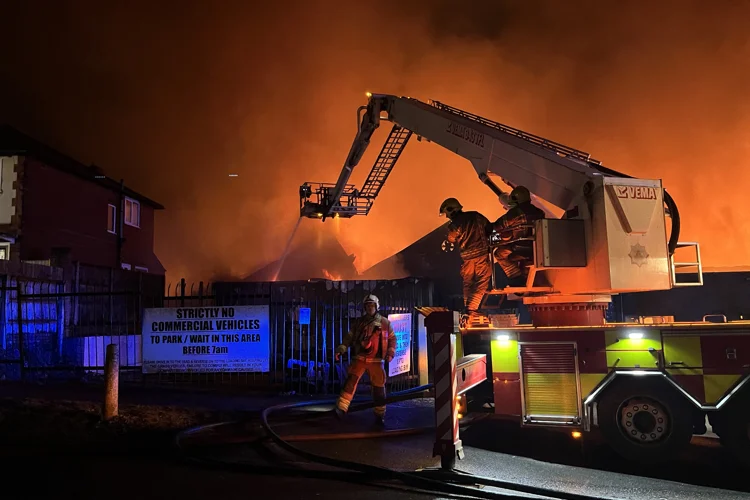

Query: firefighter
[490,186,546,287]
[439,197,492,320]
[334,294,396,425]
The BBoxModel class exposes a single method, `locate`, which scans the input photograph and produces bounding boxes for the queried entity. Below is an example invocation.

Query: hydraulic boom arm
[300,93,621,220]
[298,92,699,297]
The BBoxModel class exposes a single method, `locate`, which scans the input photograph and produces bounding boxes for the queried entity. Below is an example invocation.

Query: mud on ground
[0,397,246,451]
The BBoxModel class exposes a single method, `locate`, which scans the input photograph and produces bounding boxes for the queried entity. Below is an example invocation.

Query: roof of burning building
[361,221,463,302]
[244,224,358,282]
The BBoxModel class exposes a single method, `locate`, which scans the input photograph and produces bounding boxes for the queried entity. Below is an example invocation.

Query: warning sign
[142,305,270,374]
[388,313,412,377]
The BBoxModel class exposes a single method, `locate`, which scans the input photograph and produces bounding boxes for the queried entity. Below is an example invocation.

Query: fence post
[417,313,429,387]
[180,278,186,307]
[57,287,65,360]
[15,281,25,380]
[109,267,114,333]
[103,343,119,420]
[73,261,80,331]
[137,272,143,335]
[0,275,7,351]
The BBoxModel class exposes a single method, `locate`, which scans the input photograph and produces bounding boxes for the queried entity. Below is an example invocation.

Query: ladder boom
[300,93,624,218]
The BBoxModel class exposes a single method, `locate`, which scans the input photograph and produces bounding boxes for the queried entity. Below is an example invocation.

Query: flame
[322,268,342,281]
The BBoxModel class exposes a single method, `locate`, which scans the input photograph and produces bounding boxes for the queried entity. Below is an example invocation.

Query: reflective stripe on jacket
[336,313,396,362]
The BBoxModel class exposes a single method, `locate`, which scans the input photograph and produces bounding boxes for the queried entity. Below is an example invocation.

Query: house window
[121,263,131,271]
[124,197,140,228]
[0,244,9,260]
[107,204,117,233]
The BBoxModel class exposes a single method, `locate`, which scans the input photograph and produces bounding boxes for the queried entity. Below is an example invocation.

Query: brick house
[0,125,165,274]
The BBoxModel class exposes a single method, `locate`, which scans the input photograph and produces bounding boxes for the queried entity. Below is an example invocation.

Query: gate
[207,278,434,394]
[0,279,65,380]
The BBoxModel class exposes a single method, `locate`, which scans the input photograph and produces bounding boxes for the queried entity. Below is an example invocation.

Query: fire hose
[175,384,611,500]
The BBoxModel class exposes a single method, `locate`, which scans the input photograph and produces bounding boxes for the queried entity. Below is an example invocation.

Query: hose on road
[258,385,610,500]
[176,383,611,500]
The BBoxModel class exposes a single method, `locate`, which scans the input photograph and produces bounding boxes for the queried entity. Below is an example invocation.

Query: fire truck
[298,93,749,465]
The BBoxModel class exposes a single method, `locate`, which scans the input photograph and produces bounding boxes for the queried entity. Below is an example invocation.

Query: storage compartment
[534,218,587,268]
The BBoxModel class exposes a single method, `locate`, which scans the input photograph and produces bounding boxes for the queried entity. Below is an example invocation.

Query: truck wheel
[719,404,750,467]
[598,382,693,463]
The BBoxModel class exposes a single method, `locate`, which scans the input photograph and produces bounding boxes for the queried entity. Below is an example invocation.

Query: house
[0,125,165,274]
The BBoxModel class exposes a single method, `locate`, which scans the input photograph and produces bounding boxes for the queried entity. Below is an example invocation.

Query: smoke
[1,1,749,284]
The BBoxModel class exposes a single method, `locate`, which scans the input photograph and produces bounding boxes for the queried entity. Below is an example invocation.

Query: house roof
[0,124,164,209]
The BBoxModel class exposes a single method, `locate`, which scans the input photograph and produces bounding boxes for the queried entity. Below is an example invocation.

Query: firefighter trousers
[461,255,493,312]
[494,247,524,280]
[336,358,387,417]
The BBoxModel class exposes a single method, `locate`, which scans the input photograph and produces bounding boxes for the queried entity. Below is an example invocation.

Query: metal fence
[0,274,435,396]
[149,278,434,394]
[0,269,163,382]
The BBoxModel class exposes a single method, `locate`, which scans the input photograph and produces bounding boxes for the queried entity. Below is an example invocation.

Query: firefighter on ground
[490,185,546,287]
[334,294,396,425]
[439,198,492,320]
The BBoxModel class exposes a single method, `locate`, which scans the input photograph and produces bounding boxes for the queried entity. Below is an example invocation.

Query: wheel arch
[582,371,706,430]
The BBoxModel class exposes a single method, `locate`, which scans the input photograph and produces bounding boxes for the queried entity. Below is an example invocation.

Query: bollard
[424,310,463,471]
[103,343,119,420]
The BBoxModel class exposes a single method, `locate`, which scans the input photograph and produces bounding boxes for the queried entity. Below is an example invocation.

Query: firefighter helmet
[510,186,531,205]
[439,198,463,217]
[363,294,379,310]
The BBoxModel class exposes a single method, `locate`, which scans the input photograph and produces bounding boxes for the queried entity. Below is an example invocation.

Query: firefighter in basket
[439,197,493,321]
[334,294,396,425]
[489,186,546,287]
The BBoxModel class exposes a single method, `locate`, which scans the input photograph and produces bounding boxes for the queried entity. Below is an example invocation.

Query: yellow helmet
[439,198,463,217]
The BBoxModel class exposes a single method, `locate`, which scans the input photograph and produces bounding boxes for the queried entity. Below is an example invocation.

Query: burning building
[244,224,358,282]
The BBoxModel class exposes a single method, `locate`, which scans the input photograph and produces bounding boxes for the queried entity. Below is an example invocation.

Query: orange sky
[1,1,749,285]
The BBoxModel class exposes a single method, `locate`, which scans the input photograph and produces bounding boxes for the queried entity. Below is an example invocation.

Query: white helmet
[363,294,379,310]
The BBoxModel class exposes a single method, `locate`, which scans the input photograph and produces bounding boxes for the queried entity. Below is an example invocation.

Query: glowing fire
[322,268,342,281]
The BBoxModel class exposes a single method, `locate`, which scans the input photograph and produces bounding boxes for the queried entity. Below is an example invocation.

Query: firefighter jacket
[446,210,491,260]
[336,313,396,363]
[492,202,546,241]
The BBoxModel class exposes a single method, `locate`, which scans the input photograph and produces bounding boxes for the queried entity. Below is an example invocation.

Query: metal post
[73,261,80,330]
[417,314,428,387]
[103,343,119,420]
[109,268,114,334]
[426,310,463,470]
[56,288,65,360]
[0,275,7,351]
[16,281,25,380]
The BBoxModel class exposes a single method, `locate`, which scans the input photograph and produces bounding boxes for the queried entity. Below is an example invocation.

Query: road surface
[1,384,747,499]
[242,400,749,500]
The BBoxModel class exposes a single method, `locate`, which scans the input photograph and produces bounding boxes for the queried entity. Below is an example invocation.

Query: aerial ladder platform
[299,93,703,326]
